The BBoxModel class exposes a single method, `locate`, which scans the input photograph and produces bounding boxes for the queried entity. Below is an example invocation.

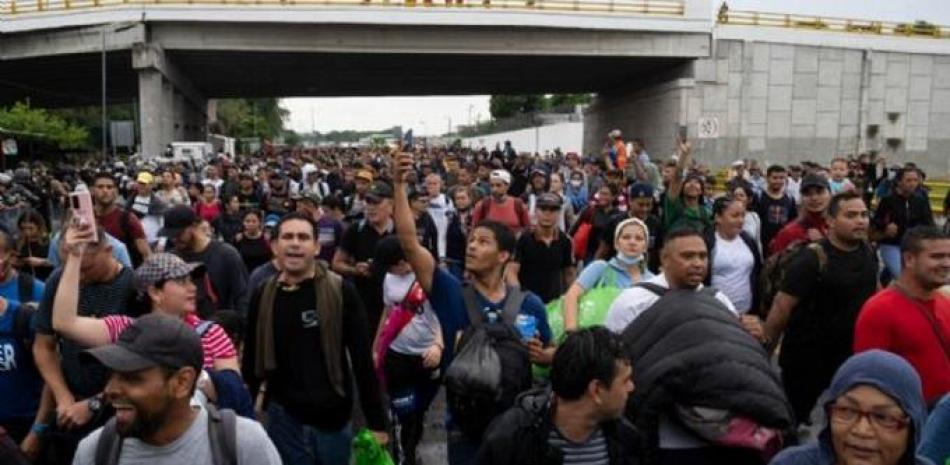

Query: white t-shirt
[604,274,738,334]
[426,193,454,260]
[710,233,755,313]
[72,406,281,465]
[787,178,802,205]
[383,272,441,356]
[131,195,164,243]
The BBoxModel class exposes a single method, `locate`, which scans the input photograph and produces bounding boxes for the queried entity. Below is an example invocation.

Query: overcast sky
[283,0,950,135]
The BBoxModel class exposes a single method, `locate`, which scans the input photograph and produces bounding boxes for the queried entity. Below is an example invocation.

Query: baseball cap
[159,205,200,238]
[536,192,563,209]
[133,253,205,293]
[294,191,322,205]
[136,172,154,184]
[489,170,512,185]
[800,174,831,193]
[731,159,745,167]
[355,170,374,183]
[609,129,623,138]
[366,181,393,200]
[628,183,655,199]
[83,313,204,373]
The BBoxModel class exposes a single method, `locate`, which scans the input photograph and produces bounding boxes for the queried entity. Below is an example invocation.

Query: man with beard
[263,170,295,217]
[71,314,280,464]
[764,191,879,426]
[768,174,832,257]
[855,225,950,407]
[160,205,248,318]
[470,170,530,236]
[93,172,152,268]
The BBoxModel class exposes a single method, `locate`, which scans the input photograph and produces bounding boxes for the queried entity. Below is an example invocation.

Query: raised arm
[667,140,692,201]
[392,151,436,294]
[52,224,109,347]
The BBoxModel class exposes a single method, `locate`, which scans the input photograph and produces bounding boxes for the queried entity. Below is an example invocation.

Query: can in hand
[515,314,537,341]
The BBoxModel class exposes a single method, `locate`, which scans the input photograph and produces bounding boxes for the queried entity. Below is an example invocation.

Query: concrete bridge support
[585,39,950,176]
[133,43,207,158]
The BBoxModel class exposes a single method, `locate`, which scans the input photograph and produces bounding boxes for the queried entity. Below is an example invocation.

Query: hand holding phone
[68,189,96,243]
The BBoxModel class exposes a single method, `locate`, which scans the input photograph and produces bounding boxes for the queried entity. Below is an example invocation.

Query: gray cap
[133,253,205,293]
[800,174,831,193]
[84,313,204,372]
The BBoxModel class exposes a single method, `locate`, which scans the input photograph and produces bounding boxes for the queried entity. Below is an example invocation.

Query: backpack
[758,240,827,319]
[95,403,237,465]
[0,301,37,355]
[444,285,531,441]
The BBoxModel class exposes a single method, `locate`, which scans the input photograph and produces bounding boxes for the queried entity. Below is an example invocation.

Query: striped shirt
[102,313,237,369]
[548,428,609,465]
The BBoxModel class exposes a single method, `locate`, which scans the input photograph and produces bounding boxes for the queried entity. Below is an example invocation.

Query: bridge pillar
[133,43,207,158]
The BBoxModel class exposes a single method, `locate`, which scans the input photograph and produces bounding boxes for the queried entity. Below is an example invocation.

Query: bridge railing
[1,0,685,16]
[717,5,950,39]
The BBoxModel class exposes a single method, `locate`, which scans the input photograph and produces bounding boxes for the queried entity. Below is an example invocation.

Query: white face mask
[570,180,583,188]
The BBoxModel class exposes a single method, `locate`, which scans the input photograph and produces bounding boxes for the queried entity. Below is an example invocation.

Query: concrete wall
[585,39,950,177]
[462,121,584,155]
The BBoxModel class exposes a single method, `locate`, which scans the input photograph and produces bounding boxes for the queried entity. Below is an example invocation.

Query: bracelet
[31,423,48,435]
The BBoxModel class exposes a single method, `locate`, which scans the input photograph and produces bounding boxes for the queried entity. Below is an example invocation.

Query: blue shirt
[427,268,552,364]
[47,231,132,268]
[0,300,42,421]
[575,258,652,290]
[0,273,45,304]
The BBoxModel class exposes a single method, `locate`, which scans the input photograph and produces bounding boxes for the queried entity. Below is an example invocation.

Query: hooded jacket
[770,350,934,465]
[476,389,642,465]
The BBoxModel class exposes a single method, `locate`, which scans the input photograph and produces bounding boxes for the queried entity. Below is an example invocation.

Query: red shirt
[854,287,950,403]
[96,207,145,243]
[195,201,223,224]
[103,313,237,369]
[768,213,828,257]
[472,197,530,236]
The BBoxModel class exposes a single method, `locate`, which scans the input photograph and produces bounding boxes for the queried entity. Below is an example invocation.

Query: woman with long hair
[704,196,762,315]
[546,172,576,232]
[234,210,272,274]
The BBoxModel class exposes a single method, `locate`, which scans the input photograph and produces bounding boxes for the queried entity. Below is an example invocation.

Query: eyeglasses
[827,405,909,432]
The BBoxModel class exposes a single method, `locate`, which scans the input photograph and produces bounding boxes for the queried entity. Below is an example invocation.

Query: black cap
[366,181,393,200]
[800,174,830,193]
[536,192,563,208]
[159,205,200,238]
[83,313,204,373]
[628,183,655,199]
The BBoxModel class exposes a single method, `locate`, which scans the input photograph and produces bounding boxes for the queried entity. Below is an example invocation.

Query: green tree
[548,93,593,108]
[489,95,546,119]
[215,98,289,139]
[0,102,89,149]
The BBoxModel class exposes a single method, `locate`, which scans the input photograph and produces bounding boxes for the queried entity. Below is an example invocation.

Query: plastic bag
[352,428,395,465]
[545,268,622,343]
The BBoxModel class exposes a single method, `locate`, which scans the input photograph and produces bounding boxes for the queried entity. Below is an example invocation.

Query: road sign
[1,138,17,156]
[697,116,720,139]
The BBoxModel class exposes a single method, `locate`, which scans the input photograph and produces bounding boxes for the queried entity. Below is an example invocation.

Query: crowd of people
[0,129,948,465]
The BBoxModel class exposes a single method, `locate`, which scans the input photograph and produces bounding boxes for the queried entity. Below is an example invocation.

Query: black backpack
[0,301,37,357]
[95,404,237,465]
[444,285,532,441]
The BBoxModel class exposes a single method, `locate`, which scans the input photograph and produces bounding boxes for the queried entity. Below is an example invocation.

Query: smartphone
[677,124,688,142]
[69,189,96,240]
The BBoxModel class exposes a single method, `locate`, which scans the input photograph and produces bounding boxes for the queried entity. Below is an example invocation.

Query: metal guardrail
[1,0,685,16]
[717,4,950,39]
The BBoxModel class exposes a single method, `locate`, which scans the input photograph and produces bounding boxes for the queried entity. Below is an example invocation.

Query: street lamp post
[101,28,107,158]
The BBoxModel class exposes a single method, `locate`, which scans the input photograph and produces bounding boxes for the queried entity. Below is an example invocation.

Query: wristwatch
[87,395,104,416]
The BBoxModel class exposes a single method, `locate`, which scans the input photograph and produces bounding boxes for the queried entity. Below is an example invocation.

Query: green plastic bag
[534,267,621,378]
[352,428,394,465]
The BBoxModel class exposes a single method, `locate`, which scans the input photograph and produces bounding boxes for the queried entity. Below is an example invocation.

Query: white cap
[609,129,623,138]
[732,159,745,167]
[489,169,512,185]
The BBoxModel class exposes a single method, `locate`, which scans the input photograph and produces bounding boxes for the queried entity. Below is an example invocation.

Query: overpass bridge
[1,0,949,174]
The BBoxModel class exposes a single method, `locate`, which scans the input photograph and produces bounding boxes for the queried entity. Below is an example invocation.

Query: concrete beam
[150,22,710,58]
[716,25,950,55]
[1,6,714,35]
[0,23,145,60]
[132,43,206,115]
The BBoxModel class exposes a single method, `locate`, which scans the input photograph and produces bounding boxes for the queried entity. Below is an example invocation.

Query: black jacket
[872,191,934,246]
[702,229,763,313]
[477,389,642,465]
[620,290,795,465]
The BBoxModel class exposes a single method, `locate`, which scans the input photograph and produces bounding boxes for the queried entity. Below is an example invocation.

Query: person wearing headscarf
[770,350,933,465]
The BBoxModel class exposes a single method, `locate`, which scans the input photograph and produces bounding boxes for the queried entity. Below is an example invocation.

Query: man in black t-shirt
[33,225,137,464]
[754,165,797,251]
[508,193,576,303]
[601,183,663,273]
[333,181,394,333]
[763,191,878,424]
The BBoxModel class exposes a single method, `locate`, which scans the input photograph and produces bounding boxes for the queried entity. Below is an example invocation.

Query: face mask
[570,180,583,188]
[615,253,643,266]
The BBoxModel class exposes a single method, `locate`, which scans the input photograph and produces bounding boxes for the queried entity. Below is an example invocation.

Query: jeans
[879,244,902,278]
[265,401,353,465]
[384,350,440,465]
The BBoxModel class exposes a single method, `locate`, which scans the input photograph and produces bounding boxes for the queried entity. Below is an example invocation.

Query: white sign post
[697,117,721,139]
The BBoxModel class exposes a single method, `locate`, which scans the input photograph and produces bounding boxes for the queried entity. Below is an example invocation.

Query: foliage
[0,102,90,149]
[489,94,592,119]
[215,98,289,139]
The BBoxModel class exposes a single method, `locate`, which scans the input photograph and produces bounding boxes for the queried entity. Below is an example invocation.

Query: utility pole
[101,27,107,159]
